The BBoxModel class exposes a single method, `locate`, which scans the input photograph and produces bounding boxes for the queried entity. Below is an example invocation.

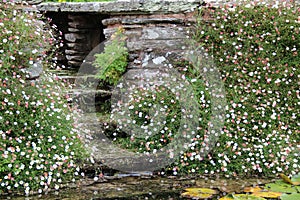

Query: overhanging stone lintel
[37,0,202,14]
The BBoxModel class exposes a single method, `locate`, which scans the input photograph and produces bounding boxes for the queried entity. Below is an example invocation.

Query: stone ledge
[103,16,185,26]
[37,0,202,14]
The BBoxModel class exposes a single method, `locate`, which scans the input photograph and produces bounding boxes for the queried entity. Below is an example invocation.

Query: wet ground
[0,174,276,200]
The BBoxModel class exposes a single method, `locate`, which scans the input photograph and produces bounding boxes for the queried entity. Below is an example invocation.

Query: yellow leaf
[279,174,300,185]
[291,182,300,186]
[181,191,213,199]
[252,191,282,198]
[244,186,263,193]
[219,196,234,200]
[279,173,294,185]
[181,187,218,199]
[184,187,219,195]
[233,194,266,200]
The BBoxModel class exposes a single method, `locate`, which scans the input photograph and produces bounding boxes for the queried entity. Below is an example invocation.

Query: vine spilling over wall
[0,1,87,195]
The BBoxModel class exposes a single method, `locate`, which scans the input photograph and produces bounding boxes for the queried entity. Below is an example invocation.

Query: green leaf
[93,28,128,86]
[291,174,300,186]
[281,193,300,200]
[219,194,234,200]
[232,194,266,200]
[264,181,298,193]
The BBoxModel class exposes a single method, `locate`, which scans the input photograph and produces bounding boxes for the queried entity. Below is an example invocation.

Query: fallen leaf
[184,187,219,194]
[232,194,266,200]
[244,186,262,193]
[252,191,282,198]
[181,187,219,199]
[279,173,294,185]
[181,191,213,199]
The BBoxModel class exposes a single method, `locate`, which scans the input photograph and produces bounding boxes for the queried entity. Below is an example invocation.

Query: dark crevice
[45,11,109,70]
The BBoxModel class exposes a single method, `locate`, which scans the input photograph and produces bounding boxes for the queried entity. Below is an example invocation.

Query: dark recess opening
[45,11,108,70]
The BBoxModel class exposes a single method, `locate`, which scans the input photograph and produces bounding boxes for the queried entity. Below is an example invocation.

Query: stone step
[70,89,112,96]
[69,88,112,113]
[76,113,111,124]
[48,68,77,74]
[58,74,97,84]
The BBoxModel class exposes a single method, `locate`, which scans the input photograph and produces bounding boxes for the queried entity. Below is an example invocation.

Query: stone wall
[64,13,106,68]
[38,0,202,69]
[37,0,300,70]
[35,0,204,116]
[102,12,196,81]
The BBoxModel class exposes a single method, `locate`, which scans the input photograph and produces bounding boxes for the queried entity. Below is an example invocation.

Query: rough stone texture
[102,14,195,47]
[65,33,86,42]
[101,10,196,80]
[62,13,105,68]
[21,62,43,79]
[140,27,187,40]
[37,0,202,14]
[40,0,299,69]
[39,0,201,69]
[204,0,300,7]
[127,39,185,52]
[27,0,43,5]
[37,0,200,111]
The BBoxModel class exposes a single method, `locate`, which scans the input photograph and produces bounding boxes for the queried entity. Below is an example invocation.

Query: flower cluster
[110,83,183,152]
[103,56,211,172]
[103,0,299,177]
[0,1,86,195]
[181,0,299,176]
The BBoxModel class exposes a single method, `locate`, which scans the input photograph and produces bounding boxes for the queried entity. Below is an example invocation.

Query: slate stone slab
[37,0,202,14]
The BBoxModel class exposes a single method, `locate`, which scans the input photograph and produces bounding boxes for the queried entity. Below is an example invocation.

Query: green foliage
[110,85,183,151]
[103,0,299,177]
[281,193,300,200]
[263,173,300,199]
[265,181,299,193]
[93,28,128,86]
[0,1,86,195]
[291,174,300,184]
[182,0,300,176]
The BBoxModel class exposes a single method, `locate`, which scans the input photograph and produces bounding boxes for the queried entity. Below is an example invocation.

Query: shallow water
[1,175,275,200]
